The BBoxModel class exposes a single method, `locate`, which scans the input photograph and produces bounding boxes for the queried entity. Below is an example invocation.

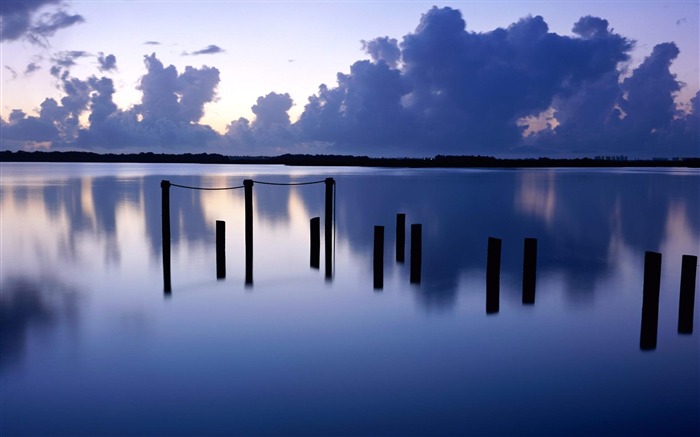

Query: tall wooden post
[325,178,335,280]
[410,224,422,284]
[678,254,697,334]
[486,237,501,314]
[161,180,172,293]
[522,238,537,304]
[396,213,406,263]
[640,251,662,350]
[310,217,320,269]
[244,179,254,285]
[374,226,384,290]
[216,220,226,279]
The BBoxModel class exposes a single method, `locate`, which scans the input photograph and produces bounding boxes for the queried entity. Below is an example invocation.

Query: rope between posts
[170,183,245,191]
[251,179,327,186]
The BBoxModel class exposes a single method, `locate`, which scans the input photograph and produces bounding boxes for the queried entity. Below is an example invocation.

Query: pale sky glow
[1,0,698,156]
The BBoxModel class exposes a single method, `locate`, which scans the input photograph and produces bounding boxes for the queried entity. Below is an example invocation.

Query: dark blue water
[1,163,698,436]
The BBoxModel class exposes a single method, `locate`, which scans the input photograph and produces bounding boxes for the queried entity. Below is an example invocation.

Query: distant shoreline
[1,150,698,168]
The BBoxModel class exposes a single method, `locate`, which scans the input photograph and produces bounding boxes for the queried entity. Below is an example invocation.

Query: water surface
[1,163,698,436]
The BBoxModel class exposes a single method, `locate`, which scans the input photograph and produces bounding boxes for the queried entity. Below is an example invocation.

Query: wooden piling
[374,226,384,290]
[486,237,501,314]
[396,213,406,263]
[678,254,697,334]
[310,217,320,269]
[244,179,254,285]
[410,224,422,284]
[640,251,662,350]
[216,220,226,279]
[522,237,537,304]
[325,178,335,280]
[161,180,172,293]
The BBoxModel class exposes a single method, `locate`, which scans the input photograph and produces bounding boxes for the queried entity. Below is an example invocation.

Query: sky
[1,0,698,157]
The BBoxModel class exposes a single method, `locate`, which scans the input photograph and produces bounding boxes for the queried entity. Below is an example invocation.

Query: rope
[251,179,327,186]
[170,183,244,191]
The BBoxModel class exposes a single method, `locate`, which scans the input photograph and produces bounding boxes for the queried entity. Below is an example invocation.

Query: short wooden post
[486,237,501,314]
[396,213,406,263]
[325,178,335,280]
[374,226,384,290]
[640,251,662,350]
[522,238,537,304]
[161,180,172,293]
[216,220,226,279]
[310,217,320,269]
[410,224,422,284]
[678,254,697,334]
[244,179,254,285]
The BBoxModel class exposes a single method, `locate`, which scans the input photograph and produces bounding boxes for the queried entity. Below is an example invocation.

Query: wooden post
[396,213,406,263]
[522,238,537,304]
[678,254,697,334]
[410,224,422,284]
[310,217,320,269]
[244,179,254,286]
[161,180,172,294]
[216,220,226,279]
[325,178,335,280]
[374,226,384,290]
[486,237,501,314]
[640,251,662,350]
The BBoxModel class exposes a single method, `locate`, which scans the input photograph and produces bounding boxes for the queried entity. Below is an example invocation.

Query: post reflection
[1,168,697,310]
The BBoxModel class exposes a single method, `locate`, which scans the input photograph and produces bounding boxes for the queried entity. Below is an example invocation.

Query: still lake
[1,162,698,436]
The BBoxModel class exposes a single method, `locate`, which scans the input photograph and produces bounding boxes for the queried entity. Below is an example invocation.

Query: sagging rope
[170,179,327,190]
[252,179,327,186]
[170,182,244,191]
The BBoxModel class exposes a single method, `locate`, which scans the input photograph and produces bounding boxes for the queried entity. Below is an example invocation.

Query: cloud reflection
[1,168,697,311]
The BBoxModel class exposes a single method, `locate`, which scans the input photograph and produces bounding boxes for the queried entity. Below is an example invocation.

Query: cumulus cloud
[0,0,84,45]
[225,92,299,153]
[362,37,401,68]
[1,7,698,157]
[1,53,222,152]
[97,53,117,72]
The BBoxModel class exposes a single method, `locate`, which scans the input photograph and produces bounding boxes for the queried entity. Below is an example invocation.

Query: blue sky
[1,0,698,157]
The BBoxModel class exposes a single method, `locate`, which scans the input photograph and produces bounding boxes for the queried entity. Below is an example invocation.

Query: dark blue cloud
[225,92,298,153]
[187,45,225,56]
[1,53,222,152]
[97,53,117,72]
[1,7,697,157]
[25,62,41,75]
[361,37,401,69]
[0,0,84,45]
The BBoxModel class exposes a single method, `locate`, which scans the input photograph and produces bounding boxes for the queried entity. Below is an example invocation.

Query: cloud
[4,66,18,79]
[362,37,401,68]
[1,53,222,152]
[187,45,225,56]
[1,7,698,157]
[52,50,89,66]
[24,63,41,75]
[0,0,84,46]
[97,53,117,72]
[144,41,161,45]
[225,92,299,153]
[78,54,222,151]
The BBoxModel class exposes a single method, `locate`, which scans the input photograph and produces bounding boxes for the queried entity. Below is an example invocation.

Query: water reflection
[1,164,698,436]
[0,276,81,372]
[2,167,698,310]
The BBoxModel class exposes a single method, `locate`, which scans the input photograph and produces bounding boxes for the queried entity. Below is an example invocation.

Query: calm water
[1,163,698,436]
